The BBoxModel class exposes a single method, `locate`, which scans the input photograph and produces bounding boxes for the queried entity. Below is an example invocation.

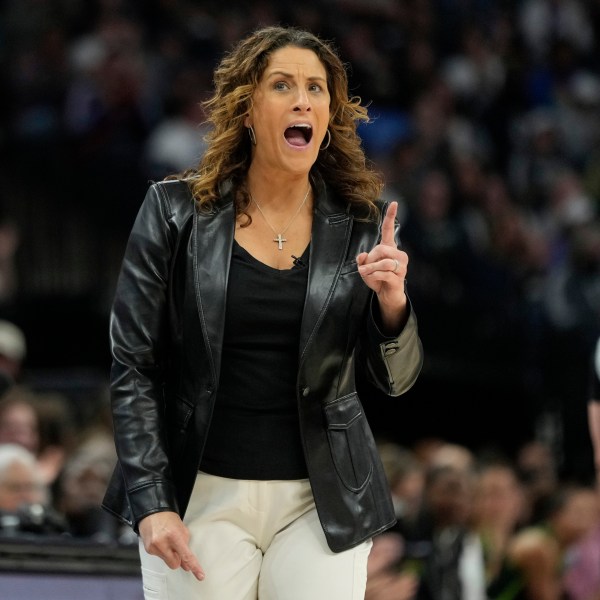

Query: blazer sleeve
[109,183,180,527]
[362,201,423,396]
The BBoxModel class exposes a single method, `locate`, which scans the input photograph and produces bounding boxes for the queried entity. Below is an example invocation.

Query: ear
[244,115,252,128]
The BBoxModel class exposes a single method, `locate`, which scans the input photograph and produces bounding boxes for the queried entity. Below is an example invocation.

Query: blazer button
[302,387,310,397]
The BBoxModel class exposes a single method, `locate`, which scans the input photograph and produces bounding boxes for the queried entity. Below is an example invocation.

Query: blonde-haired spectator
[0,442,68,535]
[0,443,47,512]
[0,386,74,487]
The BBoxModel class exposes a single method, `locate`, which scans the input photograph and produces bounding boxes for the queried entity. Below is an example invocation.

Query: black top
[200,240,310,479]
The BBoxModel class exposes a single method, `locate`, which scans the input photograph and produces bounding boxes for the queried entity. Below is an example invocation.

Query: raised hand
[356,201,408,333]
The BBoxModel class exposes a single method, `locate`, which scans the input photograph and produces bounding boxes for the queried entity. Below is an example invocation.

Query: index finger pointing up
[381,201,398,247]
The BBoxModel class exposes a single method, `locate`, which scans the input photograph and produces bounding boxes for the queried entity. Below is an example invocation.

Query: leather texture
[102,178,423,552]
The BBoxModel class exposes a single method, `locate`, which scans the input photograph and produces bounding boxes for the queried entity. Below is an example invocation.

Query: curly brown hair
[175,25,383,219]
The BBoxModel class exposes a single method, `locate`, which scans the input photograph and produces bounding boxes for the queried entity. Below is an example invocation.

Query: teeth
[292,124,311,129]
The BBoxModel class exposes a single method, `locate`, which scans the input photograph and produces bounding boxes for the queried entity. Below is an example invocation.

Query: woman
[102,25,423,600]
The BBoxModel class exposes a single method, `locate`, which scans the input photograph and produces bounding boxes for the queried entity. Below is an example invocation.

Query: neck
[250,185,311,227]
[247,172,310,211]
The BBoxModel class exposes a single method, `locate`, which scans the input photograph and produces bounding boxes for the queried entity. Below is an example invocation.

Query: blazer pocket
[324,394,373,492]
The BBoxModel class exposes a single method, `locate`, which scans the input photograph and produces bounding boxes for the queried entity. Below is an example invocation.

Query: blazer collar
[192,184,235,382]
[300,183,353,353]
[193,180,354,367]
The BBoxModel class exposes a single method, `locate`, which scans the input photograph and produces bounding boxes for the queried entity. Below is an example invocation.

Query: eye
[309,83,323,93]
[274,81,289,91]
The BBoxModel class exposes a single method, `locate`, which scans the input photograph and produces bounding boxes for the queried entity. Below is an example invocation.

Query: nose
[293,87,311,111]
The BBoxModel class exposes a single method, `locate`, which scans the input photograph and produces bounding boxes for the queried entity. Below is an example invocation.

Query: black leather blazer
[102,178,423,552]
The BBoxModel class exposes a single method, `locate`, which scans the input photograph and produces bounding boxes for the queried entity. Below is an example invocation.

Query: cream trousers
[139,472,372,600]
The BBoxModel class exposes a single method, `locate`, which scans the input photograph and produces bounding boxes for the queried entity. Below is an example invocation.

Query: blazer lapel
[300,185,353,355]
[191,181,354,371]
[193,187,235,382]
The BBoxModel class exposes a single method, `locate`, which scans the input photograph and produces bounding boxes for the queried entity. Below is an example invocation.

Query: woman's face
[245,45,331,177]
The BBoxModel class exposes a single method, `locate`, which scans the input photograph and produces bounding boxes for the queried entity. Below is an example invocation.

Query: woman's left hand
[357,201,408,333]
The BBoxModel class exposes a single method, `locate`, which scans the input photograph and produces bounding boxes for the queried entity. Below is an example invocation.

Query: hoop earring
[320,129,331,151]
[248,126,257,146]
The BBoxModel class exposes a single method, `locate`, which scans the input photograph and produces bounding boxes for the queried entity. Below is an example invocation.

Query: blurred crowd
[365,438,600,600]
[0,0,600,591]
[0,320,135,544]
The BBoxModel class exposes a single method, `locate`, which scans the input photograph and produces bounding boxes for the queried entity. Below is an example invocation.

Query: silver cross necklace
[250,186,311,250]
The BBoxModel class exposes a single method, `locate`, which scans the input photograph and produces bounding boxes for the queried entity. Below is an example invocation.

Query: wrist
[378,299,408,336]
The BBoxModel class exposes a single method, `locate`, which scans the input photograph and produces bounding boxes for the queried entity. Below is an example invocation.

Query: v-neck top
[199,240,310,479]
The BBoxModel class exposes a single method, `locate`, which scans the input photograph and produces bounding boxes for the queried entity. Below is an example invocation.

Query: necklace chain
[250,186,311,250]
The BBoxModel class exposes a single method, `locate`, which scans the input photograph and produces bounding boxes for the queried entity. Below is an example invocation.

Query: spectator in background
[507,484,600,600]
[411,462,485,600]
[470,457,528,599]
[365,441,424,600]
[0,443,66,536]
[515,439,561,524]
[56,431,133,544]
[377,441,426,535]
[426,443,477,474]
[0,443,47,512]
[0,386,72,488]
[366,533,419,600]
[562,512,600,600]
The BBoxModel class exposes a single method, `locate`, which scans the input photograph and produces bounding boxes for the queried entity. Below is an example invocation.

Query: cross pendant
[273,234,286,250]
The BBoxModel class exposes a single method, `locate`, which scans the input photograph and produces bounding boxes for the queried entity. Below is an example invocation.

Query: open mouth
[284,124,313,147]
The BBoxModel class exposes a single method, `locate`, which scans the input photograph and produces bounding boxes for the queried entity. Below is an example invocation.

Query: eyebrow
[266,69,327,83]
